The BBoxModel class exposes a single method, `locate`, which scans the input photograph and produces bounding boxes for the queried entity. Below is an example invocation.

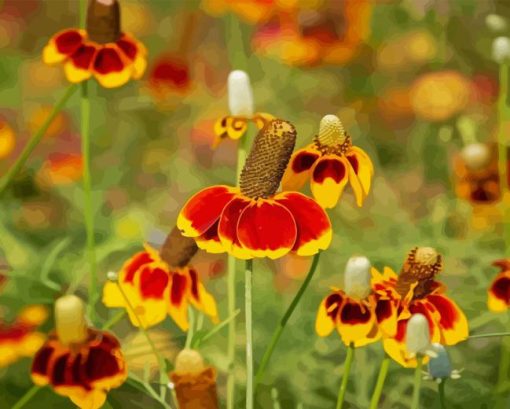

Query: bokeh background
[1,0,510,408]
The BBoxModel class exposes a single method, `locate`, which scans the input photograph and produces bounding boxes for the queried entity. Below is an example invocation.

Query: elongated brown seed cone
[240,119,297,199]
[170,349,219,409]
[160,227,198,268]
[395,247,443,299]
[87,0,121,44]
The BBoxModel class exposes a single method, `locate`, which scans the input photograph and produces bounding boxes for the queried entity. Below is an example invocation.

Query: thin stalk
[369,356,390,409]
[336,344,355,409]
[0,85,77,197]
[469,331,510,339]
[245,259,254,409]
[102,310,126,331]
[185,307,195,349]
[438,380,447,409]
[227,255,237,409]
[411,357,424,409]
[11,385,41,409]
[81,81,97,324]
[255,252,321,387]
[498,62,510,249]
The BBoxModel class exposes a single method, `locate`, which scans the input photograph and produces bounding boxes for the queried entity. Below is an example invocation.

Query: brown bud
[86,0,121,44]
[240,119,296,199]
[160,227,198,268]
[395,247,443,299]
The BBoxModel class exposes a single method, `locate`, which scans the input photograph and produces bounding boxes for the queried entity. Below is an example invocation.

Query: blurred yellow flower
[0,120,15,159]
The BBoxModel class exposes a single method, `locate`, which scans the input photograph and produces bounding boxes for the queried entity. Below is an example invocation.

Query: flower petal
[116,34,147,79]
[93,46,132,88]
[177,185,236,237]
[315,292,344,337]
[167,271,190,330]
[64,43,97,83]
[488,271,510,312]
[282,146,321,191]
[213,116,248,145]
[274,191,332,256]
[337,298,380,347]
[237,199,297,259]
[43,29,85,64]
[426,294,469,345]
[346,146,374,196]
[195,221,225,254]
[374,298,398,337]
[188,268,219,322]
[252,112,275,129]
[218,195,254,259]
[310,155,348,209]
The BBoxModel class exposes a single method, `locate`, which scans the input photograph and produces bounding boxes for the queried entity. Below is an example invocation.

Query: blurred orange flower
[27,106,67,139]
[148,54,191,99]
[0,119,15,159]
[37,153,83,187]
[488,260,510,312]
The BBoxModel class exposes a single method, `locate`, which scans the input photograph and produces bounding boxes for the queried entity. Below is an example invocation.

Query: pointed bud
[405,313,431,356]
[492,37,510,64]
[55,295,88,346]
[428,343,452,380]
[228,70,254,116]
[460,143,491,171]
[344,256,372,299]
[486,14,507,33]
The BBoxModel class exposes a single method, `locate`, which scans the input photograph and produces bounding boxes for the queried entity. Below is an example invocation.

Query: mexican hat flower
[488,259,510,312]
[103,227,218,331]
[178,119,332,260]
[282,114,374,208]
[375,247,469,368]
[213,70,273,147]
[31,295,127,409]
[0,305,47,367]
[315,256,398,347]
[42,0,147,88]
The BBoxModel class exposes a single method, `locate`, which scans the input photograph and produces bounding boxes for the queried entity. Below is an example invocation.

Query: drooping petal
[315,292,344,337]
[348,146,374,195]
[346,154,366,207]
[31,345,55,385]
[488,271,510,312]
[167,271,190,330]
[116,34,147,79]
[64,43,97,83]
[177,185,237,237]
[237,199,297,259]
[195,221,225,254]
[218,195,254,259]
[187,268,219,322]
[281,145,321,191]
[92,46,132,88]
[336,298,380,347]
[274,191,332,256]
[426,294,469,345]
[43,29,85,64]
[213,116,248,146]
[252,112,275,129]
[374,297,398,337]
[310,155,349,209]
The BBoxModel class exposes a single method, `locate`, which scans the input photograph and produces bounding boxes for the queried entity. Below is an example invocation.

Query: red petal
[54,29,84,55]
[218,195,252,255]
[339,301,372,325]
[123,251,154,283]
[292,149,320,173]
[93,47,125,74]
[70,44,97,69]
[116,36,137,60]
[170,273,188,306]
[139,266,169,299]
[313,157,346,183]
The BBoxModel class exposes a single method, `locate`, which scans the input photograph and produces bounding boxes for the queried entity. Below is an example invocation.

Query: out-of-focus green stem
[369,356,390,409]
[102,310,126,331]
[336,344,355,409]
[438,380,447,409]
[185,307,195,349]
[11,385,41,409]
[245,259,254,409]
[498,63,510,250]
[0,85,77,197]
[411,357,423,409]
[470,331,510,339]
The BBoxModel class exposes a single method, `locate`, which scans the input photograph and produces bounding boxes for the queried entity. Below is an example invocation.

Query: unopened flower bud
[107,271,118,281]
[228,70,254,116]
[428,343,452,380]
[460,143,491,171]
[55,295,88,346]
[405,313,431,356]
[492,37,510,64]
[486,14,507,33]
[175,349,205,374]
[344,256,372,299]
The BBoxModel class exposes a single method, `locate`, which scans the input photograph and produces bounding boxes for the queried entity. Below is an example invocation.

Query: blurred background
[1,0,510,407]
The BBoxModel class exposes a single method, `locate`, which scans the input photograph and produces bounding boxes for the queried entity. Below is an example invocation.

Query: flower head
[103,227,218,330]
[375,247,469,368]
[0,305,47,368]
[282,114,374,208]
[315,256,398,347]
[213,70,273,147]
[42,0,147,88]
[178,119,332,260]
[31,295,127,409]
[488,259,510,312]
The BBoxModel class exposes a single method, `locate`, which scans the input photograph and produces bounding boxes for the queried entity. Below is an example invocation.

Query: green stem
[0,85,77,197]
[227,254,237,409]
[11,385,41,409]
[411,357,423,409]
[438,380,447,409]
[185,307,195,349]
[255,252,321,387]
[336,344,355,409]
[369,356,390,409]
[81,81,97,324]
[102,310,126,331]
[245,259,254,409]
[469,331,510,339]
[498,63,510,251]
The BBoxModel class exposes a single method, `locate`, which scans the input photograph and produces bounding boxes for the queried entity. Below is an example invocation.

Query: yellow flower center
[55,295,88,346]
[317,114,346,147]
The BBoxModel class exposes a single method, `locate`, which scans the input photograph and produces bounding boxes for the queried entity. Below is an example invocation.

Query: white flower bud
[344,256,372,299]
[460,143,491,171]
[492,37,510,64]
[228,70,254,116]
[55,295,88,345]
[486,14,507,33]
[405,313,431,356]
[107,271,119,282]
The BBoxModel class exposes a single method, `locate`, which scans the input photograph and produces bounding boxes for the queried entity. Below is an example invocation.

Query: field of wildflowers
[1,0,510,408]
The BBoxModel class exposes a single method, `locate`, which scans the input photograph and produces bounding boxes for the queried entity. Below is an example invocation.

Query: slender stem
[11,385,40,409]
[102,310,126,331]
[498,62,510,250]
[369,356,390,409]
[197,309,240,347]
[0,85,77,197]
[469,331,510,339]
[438,380,447,409]
[336,344,355,409]
[255,252,321,387]
[245,259,254,409]
[81,81,97,324]
[227,254,237,409]
[185,307,195,349]
[411,357,424,409]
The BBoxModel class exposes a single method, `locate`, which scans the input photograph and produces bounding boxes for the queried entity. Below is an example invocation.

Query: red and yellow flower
[148,54,191,99]
[316,256,398,347]
[37,153,83,187]
[488,259,510,312]
[374,247,469,367]
[178,119,332,260]
[282,114,374,208]
[31,295,127,409]
[103,228,218,331]
[0,119,16,159]
[0,305,47,367]
[42,0,146,88]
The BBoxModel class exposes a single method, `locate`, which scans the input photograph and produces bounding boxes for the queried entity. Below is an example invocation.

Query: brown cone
[240,119,297,199]
[170,367,219,409]
[160,227,198,268]
[86,0,121,44]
